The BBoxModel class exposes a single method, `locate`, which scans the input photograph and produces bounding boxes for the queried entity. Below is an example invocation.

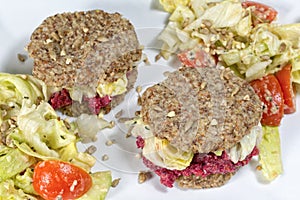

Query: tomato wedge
[242,1,278,25]
[177,48,216,68]
[250,74,284,126]
[275,63,296,114]
[33,160,92,200]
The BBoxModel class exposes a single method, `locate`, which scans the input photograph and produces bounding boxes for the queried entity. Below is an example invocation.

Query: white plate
[1,0,300,199]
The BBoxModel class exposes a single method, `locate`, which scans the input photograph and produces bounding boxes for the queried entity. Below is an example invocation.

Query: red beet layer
[136,136,259,188]
[49,88,111,114]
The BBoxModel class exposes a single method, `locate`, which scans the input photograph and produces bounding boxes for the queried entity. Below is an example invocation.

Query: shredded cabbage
[0,73,48,129]
[158,0,300,82]
[13,168,37,195]
[185,0,243,30]
[0,73,47,107]
[0,179,37,200]
[143,136,193,170]
[128,116,153,139]
[75,114,111,143]
[96,74,128,97]
[128,116,193,170]
[159,0,190,13]
[0,73,111,198]
[0,145,36,183]
[67,74,128,103]
[78,171,112,200]
[11,101,76,157]
[227,126,262,163]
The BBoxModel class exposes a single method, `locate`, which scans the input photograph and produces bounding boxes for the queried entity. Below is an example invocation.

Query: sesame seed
[102,154,109,161]
[111,178,121,188]
[167,111,176,118]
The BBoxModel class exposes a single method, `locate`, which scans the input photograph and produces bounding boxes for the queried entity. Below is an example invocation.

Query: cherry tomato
[33,160,92,200]
[275,63,296,114]
[250,74,284,126]
[242,1,278,25]
[177,48,216,68]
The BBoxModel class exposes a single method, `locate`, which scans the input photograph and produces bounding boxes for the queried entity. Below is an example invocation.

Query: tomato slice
[177,48,216,68]
[242,1,278,25]
[275,63,296,114]
[250,74,284,126]
[33,160,92,200]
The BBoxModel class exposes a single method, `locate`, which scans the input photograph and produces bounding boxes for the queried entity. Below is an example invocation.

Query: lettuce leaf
[143,136,193,170]
[227,126,261,163]
[258,126,283,181]
[0,179,37,200]
[13,168,37,195]
[75,114,111,143]
[96,74,128,97]
[269,24,300,48]
[0,145,36,183]
[185,0,243,30]
[0,73,47,107]
[10,101,76,158]
[159,0,190,13]
[78,171,112,200]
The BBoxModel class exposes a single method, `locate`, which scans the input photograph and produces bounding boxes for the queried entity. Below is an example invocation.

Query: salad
[158,0,300,181]
[0,73,112,199]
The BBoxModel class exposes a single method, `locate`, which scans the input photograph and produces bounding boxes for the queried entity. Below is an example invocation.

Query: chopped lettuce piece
[269,24,300,48]
[68,85,96,102]
[14,168,37,195]
[129,117,193,170]
[234,14,252,37]
[221,50,241,66]
[128,116,153,139]
[143,136,193,170]
[96,74,128,97]
[13,141,59,160]
[0,145,36,183]
[245,60,272,81]
[70,152,97,173]
[158,1,300,84]
[159,0,190,13]
[169,4,195,25]
[0,180,37,200]
[0,72,112,199]
[58,140,97,172]
[258,126,283,181]
[11,101,76,158]
[77,171,112,200]
[291,56,300,83]
[75,114,111,143]
[0,73,47,107]
[185,0,243,30]
[227,126,261,163]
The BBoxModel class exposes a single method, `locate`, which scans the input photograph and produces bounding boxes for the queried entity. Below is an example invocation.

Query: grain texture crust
[177,172,235,189]
[141,67,262,153]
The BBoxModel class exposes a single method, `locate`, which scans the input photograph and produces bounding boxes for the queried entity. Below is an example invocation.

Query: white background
[0,1,300,200]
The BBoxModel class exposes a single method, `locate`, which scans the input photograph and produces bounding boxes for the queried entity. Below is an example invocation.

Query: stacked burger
[27,10,142,116]
[131,58,263,188]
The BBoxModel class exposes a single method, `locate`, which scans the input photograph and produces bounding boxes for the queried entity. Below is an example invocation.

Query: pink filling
[49,88,72,109]
[49,89,111,115]
[136,137,259,188]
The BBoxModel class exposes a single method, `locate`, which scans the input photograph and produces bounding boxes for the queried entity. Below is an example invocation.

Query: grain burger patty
[131,66,263,188]
[27,10,142,116]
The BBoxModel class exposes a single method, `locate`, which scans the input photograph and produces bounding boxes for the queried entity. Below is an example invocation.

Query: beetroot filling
[49,89,111,115]
[137,137,259,188]
[49,88,72,109]
[83,95,111,114]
